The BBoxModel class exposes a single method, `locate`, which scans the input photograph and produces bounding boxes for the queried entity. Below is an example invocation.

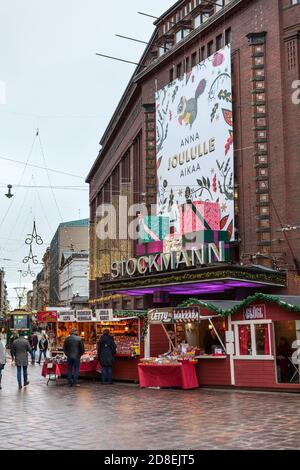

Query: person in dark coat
[277,337,293,383]
[0,341,6,390]
[9,330,18,363]
[63,329,85,387]
[204,327,221,355]
[29,331,38,365]
[12,330,32,390]
[37,334,49,365]
[98,329,117,385]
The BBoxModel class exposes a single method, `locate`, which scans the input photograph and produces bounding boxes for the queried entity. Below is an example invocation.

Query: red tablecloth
[138,362,199,390]
[42,359,100,378]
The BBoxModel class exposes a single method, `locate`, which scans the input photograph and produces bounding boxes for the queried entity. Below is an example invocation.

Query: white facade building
[59,252,89,306]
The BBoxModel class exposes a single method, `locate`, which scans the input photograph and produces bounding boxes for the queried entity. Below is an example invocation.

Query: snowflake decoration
[221,203,228,213]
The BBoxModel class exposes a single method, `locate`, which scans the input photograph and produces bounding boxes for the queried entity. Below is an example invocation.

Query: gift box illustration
[179,202,220,235]
[163,234,183,254]
[135,240,164,257]
[183,230,230,262]
[139,216,170,244]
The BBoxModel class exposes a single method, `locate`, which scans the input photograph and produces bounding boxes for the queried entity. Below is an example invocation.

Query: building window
[185,57,189,72]
[191,52,197,67]
[234,322,272,358]
[169,67,174,82]
[225,28,232,45]
[287,39,297,70]
[202,11,210,23]
[183,28,192,38]
[175,30,183,43]
[207,40,214,57]
[216,0,225,12]
[291,0,300,5]
[200,45,206,61]
[176,62,182,78]
[194,14,201,28]
[216,34,223,51]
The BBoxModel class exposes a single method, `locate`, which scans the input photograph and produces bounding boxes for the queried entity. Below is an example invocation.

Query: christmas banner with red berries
[156,44,235,240]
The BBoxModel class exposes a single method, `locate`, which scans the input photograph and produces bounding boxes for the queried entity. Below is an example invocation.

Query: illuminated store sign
[111,242,226,279]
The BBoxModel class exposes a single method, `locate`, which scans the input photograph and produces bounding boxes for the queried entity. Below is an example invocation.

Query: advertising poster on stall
[156,44,235,239]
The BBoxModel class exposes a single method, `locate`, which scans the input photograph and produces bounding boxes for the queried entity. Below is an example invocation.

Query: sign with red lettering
[244,304,266,321]
[37,311,57,323]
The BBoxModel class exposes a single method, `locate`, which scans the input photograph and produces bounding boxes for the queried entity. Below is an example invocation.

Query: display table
[138,362,199,390]
[42,359,101,384]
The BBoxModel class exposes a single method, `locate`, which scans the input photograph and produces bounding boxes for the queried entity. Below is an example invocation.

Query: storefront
[229,295,300,390]
[144,295,300,391]
[41,308,147,382]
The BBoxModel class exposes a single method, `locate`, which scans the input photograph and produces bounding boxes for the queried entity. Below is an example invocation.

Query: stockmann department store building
[87,0,300,390]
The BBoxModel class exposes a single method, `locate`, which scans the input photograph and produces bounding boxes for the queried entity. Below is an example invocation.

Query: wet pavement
[1,353,300,450]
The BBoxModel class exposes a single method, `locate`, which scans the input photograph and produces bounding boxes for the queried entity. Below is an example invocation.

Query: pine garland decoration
[179,293,300,318]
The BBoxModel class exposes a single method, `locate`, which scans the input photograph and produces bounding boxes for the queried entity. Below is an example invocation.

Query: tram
[7,309,33,341]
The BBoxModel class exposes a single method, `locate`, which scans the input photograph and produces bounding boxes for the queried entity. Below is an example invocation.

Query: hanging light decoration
[25,220,43,246]
[5,184,14,199]
[23,245,39,265]
[22,264,36,278]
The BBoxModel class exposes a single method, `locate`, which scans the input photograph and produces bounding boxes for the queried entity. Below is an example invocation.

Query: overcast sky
[0,0,173,307]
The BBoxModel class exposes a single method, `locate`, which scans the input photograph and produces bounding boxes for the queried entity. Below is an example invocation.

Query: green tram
[7,309,33,342]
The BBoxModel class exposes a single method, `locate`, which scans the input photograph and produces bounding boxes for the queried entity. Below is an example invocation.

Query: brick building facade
[87,0,300,310]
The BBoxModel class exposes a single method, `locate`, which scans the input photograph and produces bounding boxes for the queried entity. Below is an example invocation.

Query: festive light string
[0,155,84,180]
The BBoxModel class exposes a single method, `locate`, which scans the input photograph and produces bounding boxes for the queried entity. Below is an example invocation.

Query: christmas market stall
[140,305,228,389]
[166,294,300,391]
[42,310,99,383]
[95,309,147,382]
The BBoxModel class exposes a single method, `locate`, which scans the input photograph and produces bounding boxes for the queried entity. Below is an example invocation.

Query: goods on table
[114,336,139,356]
[46,349,98,365]
[141,348,199,365]
[81,350,98,362]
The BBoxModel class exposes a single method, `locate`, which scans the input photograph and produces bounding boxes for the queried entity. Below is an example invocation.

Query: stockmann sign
[111,242,226,279]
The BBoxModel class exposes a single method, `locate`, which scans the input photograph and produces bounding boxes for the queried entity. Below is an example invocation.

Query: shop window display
[238,325,251,356]
[234,322,272,358]
[96,320,140,357]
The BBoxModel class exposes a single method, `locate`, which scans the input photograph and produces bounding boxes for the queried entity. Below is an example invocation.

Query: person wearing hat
[63,328,85,387]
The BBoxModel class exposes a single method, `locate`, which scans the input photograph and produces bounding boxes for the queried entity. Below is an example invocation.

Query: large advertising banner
[156,45,235,239]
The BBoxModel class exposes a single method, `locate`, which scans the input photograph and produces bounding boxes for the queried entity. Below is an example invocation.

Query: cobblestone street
[1,355,300,450]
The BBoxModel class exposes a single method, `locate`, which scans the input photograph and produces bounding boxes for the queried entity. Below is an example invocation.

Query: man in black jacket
[63,329,85,387]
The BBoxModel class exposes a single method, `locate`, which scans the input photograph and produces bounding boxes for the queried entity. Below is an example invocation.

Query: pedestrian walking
[0,340,6,390]
[63,329,84,387]
[9,330,18,363]
[12,330,32,390]
[38,334,48,365]
[29,331,38,365]
[98,329,116,385]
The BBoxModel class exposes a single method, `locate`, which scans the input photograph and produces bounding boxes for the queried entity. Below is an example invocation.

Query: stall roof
[274,296,300,307]
[201,300,242,310]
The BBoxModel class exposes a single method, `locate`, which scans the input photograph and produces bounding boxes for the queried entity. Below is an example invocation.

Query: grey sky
[0,0,172,307]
